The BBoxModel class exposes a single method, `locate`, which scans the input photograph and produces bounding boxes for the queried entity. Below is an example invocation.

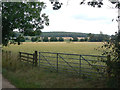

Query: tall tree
[2,1,49,46]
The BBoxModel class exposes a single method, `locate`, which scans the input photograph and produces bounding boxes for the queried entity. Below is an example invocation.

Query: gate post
[79,55,82,76]
[34,51,38,66]
[57,53,59,73]
[39,52,40,67]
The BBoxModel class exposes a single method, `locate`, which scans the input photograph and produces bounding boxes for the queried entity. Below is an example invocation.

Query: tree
[72,37,78,42]
[43,37,49,42]
[50,37,58,42]
[88,32,110,42]
[16,35,25,45]
[80,39,85,42]
[24,29,35,36]
[69,38,72,42]
[58,37,64,42]
[34,29,42,36]
[31,37,38,42]
[95,31,119,88]
[2,1,49,46]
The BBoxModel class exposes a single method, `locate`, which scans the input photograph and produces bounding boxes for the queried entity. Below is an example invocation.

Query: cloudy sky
[41,0,118,35]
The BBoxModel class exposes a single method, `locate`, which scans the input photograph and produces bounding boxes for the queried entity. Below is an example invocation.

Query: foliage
[88,33,109,42]
[72,37,78,42]
[49,0,63,10]
[69,38,72,42]
[58,37,64,42]
[16,35,25,45]
[19,36,25,42]
[24,29,35,36]
[50,37,58,42]
[43,37,49,42]
[38,39,41,42]
[34,29,42,36]
[80,39,85,42]
[31,37,38,42]
[2,1,49,46]
[9,40,16,45]
[49,0,120,10]
[41,32,88,37]
[25,37,30,40]
[96,31,120,88]
[24,29,41,36]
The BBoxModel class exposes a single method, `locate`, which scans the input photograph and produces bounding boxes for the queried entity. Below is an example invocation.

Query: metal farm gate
[38,51,107,79]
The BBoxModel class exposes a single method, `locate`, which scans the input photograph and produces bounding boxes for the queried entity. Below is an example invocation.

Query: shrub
[50,37,58,42]
[58,37,64,42]
[31,37,38,42]
[79,38,88,42]
[72,37,78,42]
[43,37,49,42]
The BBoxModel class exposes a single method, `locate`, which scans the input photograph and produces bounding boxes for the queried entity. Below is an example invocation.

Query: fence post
[33,54,35,65]
[27,53,29,63]
[39,52,40,67]
[57,53,59,72]
[34,51,38,66]
[19,52,21,61]
[79,55,82,76]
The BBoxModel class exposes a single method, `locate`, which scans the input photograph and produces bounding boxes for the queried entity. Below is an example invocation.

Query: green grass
[2,42,107,88]
[3,42,103,55]
[3,67,106,88]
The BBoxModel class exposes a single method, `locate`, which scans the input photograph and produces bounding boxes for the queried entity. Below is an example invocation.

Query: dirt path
[1,74,16,88]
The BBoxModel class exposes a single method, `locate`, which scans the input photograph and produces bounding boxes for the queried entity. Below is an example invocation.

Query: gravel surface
[1,74,16,88]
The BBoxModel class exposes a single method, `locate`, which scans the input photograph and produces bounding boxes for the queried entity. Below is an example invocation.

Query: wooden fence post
[34,51,38,66]
[57,53,59,72]
[79,55,82,76]
[39,52,40,67]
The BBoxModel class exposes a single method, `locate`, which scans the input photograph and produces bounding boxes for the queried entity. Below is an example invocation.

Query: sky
[40,0,118,35]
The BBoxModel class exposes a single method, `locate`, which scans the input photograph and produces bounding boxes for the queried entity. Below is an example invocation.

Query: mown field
[2,42,108,88]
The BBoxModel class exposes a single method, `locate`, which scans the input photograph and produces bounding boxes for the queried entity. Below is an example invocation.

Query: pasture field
[2,42,107,88]
[3,42,103,55]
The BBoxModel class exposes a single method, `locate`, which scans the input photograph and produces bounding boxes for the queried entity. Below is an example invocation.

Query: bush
[58,37,64,42]
[38,39,41,42]
[72,37,78,42]
[16,35,25,45]
[79,38,88,42]
[31,37,38,42]
[25,37,30,40]
[43,37,49,42]
[10,40,16,44]
[50,37,58,42]
[20,36,25,42]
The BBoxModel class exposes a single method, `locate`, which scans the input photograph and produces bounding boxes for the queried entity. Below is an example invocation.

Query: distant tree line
[30,36,109,42]
[88,32,110,42]
[40,32,88,37]
[9,31,110,44]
